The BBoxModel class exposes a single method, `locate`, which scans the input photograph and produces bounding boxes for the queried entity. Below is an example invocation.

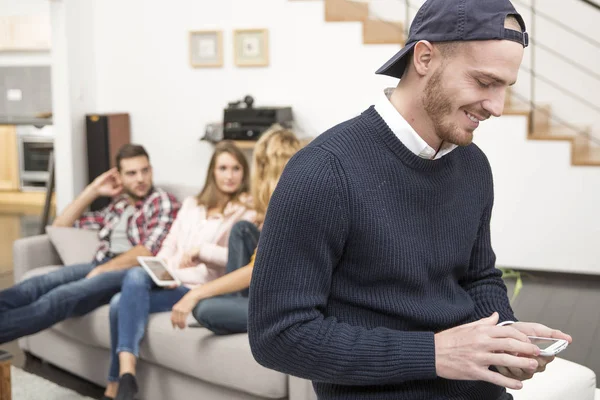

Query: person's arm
[53,168,123,228]
[195,243,228,268]
[139,192,180,256]
[180,209,257,270]
[458,170,515,323]
[93,245,152,273]
[198,208,257,268]
[248,147,437,386]
[170,259,254,329]
[86,244,152,278]
[193,257,254,300]
[156,198,190,263]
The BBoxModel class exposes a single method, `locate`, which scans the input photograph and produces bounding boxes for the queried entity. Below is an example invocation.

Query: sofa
[11,187,598,400]
[13,233,317,400]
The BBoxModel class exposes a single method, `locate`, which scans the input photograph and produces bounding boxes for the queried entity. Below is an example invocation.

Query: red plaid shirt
[75,187,180,262]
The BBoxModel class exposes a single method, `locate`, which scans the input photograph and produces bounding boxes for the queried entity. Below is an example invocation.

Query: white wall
[51,0,97,211]
[474,117,600,275]
[0,0,51,66]
[91,0,399,188]
[52,0,599,274]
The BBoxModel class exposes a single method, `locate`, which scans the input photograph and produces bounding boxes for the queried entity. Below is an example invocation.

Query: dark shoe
[114,373,138,400]
[100,396,114,400]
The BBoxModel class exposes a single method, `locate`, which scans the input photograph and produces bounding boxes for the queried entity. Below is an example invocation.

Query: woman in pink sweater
[103,141,255,400]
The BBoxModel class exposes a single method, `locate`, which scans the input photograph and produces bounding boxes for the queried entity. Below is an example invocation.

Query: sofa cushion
[509,357,597,400]
[37,303,287,399]
[139,313,287,399]
[45,226,99,266]
[20,265,63,281]
[52,305,112,349]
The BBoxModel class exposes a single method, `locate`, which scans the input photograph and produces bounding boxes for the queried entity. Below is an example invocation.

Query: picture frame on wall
[234,29,269,67]
[189,30,223,68]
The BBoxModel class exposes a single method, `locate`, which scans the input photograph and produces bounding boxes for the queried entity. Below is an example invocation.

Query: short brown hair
[115,144,150,171]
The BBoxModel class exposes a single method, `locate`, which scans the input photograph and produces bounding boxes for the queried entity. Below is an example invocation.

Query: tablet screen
[144,259,176,281]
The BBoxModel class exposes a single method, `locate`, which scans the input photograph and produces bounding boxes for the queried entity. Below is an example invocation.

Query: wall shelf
[231,140,257,150]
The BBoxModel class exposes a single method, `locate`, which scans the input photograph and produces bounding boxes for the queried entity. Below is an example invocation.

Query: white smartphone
[137,256,181,287]
[528,336,569,357]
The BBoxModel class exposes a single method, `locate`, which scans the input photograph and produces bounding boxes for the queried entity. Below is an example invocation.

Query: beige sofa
[13,233,316,400]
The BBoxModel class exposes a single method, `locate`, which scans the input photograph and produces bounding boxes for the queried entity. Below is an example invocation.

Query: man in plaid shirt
[0,144,180,344]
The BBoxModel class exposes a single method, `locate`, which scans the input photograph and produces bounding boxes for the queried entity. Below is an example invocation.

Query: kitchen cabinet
[0,126,19,191]
[0,214,20,274]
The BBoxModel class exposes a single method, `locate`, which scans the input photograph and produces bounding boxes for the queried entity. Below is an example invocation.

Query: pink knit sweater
[156,196,256,287]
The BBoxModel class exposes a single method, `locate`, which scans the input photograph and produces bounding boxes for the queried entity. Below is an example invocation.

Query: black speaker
[86,113,130,211]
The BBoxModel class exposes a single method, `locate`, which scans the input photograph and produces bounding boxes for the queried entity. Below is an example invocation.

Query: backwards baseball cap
[376,0,528,79]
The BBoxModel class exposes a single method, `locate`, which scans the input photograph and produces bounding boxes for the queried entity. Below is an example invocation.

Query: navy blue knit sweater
[248,106,515,400]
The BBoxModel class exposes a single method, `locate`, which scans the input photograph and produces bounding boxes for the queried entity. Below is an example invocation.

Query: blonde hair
[197,141,250,212]
[251,125,301,224]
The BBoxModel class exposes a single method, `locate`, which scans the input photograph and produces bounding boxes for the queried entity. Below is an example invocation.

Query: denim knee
[230,220,257,239]
[109,293,121,322]
[192,299,211,326]
[122,267,152,290]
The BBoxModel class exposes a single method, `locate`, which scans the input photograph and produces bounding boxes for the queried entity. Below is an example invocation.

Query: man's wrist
[83,185,100,200]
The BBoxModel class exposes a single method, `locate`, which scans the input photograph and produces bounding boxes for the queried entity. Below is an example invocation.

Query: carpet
[11,366,95,400]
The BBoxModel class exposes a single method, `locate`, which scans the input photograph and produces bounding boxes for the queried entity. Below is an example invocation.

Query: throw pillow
[45,226,100,266]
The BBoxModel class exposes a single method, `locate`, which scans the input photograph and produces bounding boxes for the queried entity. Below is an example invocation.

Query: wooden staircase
[291,0,600,166]
[504,92,600,166]
[323,0,405,45]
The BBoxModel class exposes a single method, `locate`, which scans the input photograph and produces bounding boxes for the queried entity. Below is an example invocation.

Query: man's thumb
[467,312,499,327]
[482,312,499,325]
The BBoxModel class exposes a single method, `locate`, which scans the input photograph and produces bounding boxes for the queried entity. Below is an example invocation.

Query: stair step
[573,135,600,166]
[362,19,405,45]
[325,0,369,22]
[503,107,530,116]
[529,129,578,142]
[531,123,591,140]
[532,105,551,132]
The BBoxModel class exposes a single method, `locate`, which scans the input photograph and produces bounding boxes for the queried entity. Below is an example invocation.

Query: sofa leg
[0,350,13,400]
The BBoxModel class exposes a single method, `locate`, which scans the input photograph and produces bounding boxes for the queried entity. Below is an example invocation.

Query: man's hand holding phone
[435,312,542,390]
[495,322,573,382]
[435,313,572,390]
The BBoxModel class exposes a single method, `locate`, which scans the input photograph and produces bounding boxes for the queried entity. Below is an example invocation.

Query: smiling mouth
[464,110,488,122]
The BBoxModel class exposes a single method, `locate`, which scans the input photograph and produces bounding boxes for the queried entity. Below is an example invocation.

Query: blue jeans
[108,267,189,381]
[0,257,126,344]
[192,220,260,335]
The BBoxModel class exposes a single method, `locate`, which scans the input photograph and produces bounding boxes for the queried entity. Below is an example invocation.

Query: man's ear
[412,40,434,77]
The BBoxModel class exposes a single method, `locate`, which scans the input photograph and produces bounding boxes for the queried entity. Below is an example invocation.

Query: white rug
[11,366,95,400]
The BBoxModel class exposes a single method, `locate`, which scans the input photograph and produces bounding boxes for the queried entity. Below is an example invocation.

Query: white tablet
[137,256,181,287]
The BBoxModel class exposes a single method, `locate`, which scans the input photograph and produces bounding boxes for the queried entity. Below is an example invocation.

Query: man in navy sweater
[248,0,572,399]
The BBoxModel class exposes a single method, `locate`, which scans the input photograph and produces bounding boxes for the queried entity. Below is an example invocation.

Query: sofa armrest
[13,234,61,282]
[509,357,597,400]
[288,376,317,400]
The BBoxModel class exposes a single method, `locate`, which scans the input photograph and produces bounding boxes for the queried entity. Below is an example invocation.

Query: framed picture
[189,30,223,68]
[234,29,269,67]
